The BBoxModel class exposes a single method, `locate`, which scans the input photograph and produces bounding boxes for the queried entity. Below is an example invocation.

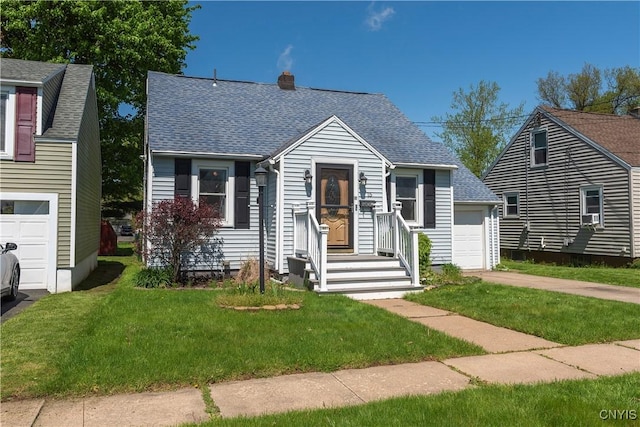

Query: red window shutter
[15,87,37,162]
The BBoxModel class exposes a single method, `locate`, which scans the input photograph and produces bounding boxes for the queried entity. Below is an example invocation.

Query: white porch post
[372,205,378,255]
[392,202,402,257]
[306,201,315,258]
[411,229,420,286]
[319,224,329,291]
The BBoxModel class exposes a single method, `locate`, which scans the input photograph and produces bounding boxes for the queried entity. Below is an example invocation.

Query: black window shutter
[234,161,251,229]
[386,175,391,211]
[174,159,191,198]
[424,169,436,228]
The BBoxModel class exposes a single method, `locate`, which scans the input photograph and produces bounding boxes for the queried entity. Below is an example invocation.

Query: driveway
[471,271,640,304]
[1,289,50,323]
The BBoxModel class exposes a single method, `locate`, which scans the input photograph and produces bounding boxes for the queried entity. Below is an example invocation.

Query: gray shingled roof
[0,58,65,82]
[43,64,93,140]
[147,71,499,203]
[0,59,94,141]
[452,159,500,202]
[147,71,461,166]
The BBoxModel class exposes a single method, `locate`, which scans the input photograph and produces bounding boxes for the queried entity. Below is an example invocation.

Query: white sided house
[144,71,500,299]
[0,58,101,293]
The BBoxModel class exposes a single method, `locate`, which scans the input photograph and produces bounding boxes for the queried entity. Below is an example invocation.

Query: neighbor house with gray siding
[145,71,500,299]
[0,58,101,293]
[483,106,640,265]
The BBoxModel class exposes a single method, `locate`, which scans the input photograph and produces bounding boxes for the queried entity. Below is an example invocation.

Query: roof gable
[271,115,390,165]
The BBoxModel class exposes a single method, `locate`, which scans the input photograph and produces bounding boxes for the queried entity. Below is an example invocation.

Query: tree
[433,81,525,178]
[138,197,222,284]
[0,0,199,212]
[537,64,640,114]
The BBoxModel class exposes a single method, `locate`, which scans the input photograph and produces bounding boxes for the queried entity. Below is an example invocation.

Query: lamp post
[254,164,268,294]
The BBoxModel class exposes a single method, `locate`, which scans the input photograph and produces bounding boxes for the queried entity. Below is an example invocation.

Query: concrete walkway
[2,300,639,425]
[470,271,640,304]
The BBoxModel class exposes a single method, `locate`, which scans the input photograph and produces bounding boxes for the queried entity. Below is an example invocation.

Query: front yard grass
[406,282,640,346]
[196,373,640,427]
[0,248,483,400]
[501,259,640,288]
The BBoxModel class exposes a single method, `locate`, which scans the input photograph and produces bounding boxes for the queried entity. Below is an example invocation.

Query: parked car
[120,225,133,236]
[1,242,20,301]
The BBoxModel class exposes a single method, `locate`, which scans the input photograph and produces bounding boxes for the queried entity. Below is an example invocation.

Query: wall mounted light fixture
[304,169,313,185]
[359,172,368,186]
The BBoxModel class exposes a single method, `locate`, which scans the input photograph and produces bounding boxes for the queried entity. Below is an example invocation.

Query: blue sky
[184,1,639,140]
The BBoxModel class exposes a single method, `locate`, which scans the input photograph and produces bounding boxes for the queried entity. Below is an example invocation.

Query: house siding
[0,142,73,266]
[484,115,632,259]
[265,170,278,269]
[632,168,640,258]
[149,154,261,271]
[422,169,453,265]
[74,81,101,265]
[280,121,384,272]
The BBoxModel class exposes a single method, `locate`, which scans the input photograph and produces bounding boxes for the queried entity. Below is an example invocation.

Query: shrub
[137,197,222,284]
[628,259,640,269]
[418,233,432,274]
[441,263,462,279]
[134,267,173,288]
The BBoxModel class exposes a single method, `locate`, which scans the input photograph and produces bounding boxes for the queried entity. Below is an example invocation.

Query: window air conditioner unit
[581,213,600,226]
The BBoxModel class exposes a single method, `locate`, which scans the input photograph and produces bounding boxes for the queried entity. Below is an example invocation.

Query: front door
[316,164,354,252]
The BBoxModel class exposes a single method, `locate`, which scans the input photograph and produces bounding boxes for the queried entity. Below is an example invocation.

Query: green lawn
[0,248,483,400]
[501,259,640,288]
[406,282,640,346]
[193,373,640,427]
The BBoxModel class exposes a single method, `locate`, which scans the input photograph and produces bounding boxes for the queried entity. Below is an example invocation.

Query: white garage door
[453,209,484,270]
[0,199,53,289]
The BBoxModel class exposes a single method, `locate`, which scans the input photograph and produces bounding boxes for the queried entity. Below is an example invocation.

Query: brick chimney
[277,71,295,90]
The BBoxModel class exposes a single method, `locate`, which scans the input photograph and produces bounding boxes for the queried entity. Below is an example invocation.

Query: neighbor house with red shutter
[0,58,101,293]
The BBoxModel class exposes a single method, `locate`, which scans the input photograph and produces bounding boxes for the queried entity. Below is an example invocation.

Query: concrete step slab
[0,399,44,427]
[333,361,471,402]
[413,315,561,353]
[444,352,597,384]
[209,372,362,418]
[33,388,208,427]
[363,299,451,318]
[535,344,640,376]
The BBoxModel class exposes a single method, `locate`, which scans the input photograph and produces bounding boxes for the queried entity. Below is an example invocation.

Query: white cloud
[277,45,294,71]
[365,3,395,31]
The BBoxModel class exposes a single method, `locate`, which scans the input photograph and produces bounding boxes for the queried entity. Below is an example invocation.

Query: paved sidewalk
[2,300,639,425]
[470,271,640,304]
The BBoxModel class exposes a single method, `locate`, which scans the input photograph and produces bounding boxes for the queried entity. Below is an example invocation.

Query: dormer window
[531,129,548,167]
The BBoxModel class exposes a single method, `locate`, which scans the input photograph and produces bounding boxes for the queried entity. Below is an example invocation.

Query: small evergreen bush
[418,233,432,274]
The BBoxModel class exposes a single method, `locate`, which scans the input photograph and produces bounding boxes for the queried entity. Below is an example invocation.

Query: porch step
[304,255,422,299]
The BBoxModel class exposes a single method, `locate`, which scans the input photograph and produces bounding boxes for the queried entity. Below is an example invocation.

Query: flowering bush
[136,197,222,284]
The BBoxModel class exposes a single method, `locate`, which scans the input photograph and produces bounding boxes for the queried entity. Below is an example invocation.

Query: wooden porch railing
[293,202,328,291]
[374,202,420,286]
